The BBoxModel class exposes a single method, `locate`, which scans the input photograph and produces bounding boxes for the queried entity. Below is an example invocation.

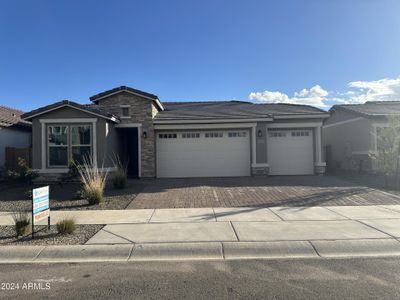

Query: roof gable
[22,100,119,122]
[89,86,164,111]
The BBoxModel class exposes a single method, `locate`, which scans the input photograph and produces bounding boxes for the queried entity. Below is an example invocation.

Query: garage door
[267,129,314,175]
[156,130,251,178]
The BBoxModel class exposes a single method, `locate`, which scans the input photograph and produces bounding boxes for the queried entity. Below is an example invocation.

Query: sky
[1,0,400,112]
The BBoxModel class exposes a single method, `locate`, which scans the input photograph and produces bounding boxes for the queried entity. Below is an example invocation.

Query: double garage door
[156,128,314,178]
[156,130,251,178]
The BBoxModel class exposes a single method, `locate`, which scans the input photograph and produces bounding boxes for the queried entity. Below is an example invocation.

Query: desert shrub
[78,156,108,205]
[7,158,39,184]
[111,154,127,189]
[12,211,31,236]
[56,218,76,234]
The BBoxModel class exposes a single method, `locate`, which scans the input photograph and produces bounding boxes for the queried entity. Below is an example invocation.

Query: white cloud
[345,77,400,104]
[249,76,400,108]
[249,85,328,107]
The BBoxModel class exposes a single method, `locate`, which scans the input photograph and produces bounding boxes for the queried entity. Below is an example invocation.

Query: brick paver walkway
[128,176,400,209]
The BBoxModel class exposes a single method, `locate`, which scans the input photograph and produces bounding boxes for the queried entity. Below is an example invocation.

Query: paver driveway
[128,176,400,209]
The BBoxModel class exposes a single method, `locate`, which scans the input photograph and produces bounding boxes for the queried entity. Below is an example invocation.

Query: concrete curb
[1,239,400,263]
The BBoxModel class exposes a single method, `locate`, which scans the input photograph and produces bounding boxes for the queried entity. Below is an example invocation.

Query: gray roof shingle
[90,86,159,101]
[155,101,327,120]
[332,101,400,117]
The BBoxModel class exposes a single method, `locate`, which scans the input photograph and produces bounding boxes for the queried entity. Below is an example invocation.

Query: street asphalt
[0,257,400,299]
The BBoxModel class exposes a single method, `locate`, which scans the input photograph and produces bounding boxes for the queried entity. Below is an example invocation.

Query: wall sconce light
[257,129,263,138]
[142,131,147,139]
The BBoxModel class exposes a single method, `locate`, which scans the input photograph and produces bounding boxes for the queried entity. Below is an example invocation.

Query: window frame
[47,123,93,168]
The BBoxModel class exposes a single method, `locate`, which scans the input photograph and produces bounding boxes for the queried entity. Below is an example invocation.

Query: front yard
[0,179,145,212]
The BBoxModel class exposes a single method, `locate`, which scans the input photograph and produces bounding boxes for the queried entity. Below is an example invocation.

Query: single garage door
[267,129,314,175]
[156,130,251,178]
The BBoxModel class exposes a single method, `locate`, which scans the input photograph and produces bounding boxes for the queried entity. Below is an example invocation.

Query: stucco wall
[0,126,31,166]
[323,111,373,171]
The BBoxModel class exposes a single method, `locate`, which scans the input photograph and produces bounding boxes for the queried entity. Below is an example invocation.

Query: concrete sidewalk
[2,205,400,262]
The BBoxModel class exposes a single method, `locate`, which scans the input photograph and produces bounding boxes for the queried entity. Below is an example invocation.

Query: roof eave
[22,103,120,123]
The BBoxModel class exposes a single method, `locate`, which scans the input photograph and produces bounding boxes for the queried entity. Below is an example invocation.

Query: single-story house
[22,86,328,178]
[0,106,32,168]
[323,101,400,172]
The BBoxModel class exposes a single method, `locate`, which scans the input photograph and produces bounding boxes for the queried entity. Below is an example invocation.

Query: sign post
[32,186,50,239]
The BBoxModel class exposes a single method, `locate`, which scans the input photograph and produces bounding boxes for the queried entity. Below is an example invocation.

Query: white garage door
[156,130,251,178]
[267,129,314,175]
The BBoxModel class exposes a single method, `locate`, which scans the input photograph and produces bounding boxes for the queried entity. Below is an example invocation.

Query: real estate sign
[32,186,50,223]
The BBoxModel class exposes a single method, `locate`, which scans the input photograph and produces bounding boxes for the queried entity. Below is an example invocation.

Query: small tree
[369,116,400,188]
[7,157,39,184]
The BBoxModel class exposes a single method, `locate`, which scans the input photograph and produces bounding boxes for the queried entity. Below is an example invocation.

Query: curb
[1,239,400,263]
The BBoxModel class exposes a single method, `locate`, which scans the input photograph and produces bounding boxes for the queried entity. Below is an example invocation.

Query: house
[0,106,32,169]
[22,86,329,178]
[323,101,400,172]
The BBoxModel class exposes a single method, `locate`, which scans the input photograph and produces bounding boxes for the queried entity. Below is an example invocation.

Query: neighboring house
[22,86,328,178]
[0,106,32,168]
[323,101,400,172]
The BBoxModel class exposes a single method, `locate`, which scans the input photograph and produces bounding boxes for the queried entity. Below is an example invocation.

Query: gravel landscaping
[0,179,146,212]
[0,224,103,245]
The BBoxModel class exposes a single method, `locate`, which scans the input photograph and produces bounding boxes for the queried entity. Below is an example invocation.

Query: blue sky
[1,0,400,111]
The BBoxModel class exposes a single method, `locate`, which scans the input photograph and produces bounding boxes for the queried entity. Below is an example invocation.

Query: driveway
[128,176,400,209]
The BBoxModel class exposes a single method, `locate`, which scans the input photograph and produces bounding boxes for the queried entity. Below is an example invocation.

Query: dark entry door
[125,128,139,177]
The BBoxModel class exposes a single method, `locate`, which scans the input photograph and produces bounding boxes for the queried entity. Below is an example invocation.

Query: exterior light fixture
[143,131,147,139]
[257,129,263,137]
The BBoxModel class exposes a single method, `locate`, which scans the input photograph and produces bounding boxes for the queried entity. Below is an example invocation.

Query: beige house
[22,86,329,179]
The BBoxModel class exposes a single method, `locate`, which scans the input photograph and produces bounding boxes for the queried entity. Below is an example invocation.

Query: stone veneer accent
[96,91,159,177]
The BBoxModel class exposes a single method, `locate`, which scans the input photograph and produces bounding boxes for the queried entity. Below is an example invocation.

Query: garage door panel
[267,129,314,175]
[157,130,250,178]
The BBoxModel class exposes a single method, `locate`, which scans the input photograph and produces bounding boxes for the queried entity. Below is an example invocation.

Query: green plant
[24,189,33,199]
[111,154,127,189]
[78,156,108,205]
[7,158,39,184]
[12,211,31,236]
[60,160,80,184]
[56,218,76,234]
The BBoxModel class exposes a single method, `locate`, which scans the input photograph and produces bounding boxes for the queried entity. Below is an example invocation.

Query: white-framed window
[291,131,310,137]
[205,132,223,138]
[47,124,92,167]
[158,133,177,139]
[269,131,286,138]
[48,125,69,167]
[228,131,247,138]
[182,132,200,138]
[71,125,92,163]
[120,105,131,118]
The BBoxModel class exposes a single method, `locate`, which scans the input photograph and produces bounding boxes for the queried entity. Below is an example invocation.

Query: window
[228,131,247,138]
[48,125,69,166]
[120,105,131,119]
[269,131,286,138]
[205,132,223,138]
[71,125,92,164]
[121,107,130,117]
[291,131,310,137]
[182,132,200,138]
[47,124,92,167]
[159,133,177,139]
